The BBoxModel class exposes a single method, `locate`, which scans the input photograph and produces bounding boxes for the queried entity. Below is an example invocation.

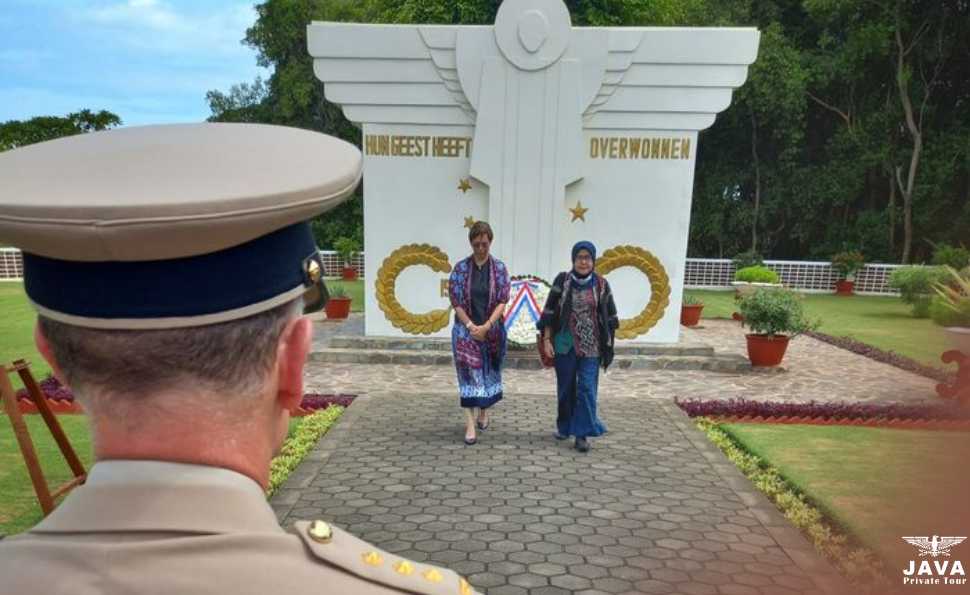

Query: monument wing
[307,23,478,126]
[585,28,760,131]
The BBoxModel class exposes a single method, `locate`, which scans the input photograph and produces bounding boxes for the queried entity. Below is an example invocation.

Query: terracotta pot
[835,280,855,296]
[324,296,352,320]
[944,327,970,355]
[680,304,704,327]
[341,267,358,281]
[745,334,790,367]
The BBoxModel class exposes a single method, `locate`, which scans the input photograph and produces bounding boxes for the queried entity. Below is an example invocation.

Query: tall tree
[0,110,122,152]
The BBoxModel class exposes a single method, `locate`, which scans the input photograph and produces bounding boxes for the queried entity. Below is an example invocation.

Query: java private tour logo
[901,535,967,586]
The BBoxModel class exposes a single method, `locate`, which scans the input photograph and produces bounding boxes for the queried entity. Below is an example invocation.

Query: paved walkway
[305,316,937,405]
[264,316,946,593]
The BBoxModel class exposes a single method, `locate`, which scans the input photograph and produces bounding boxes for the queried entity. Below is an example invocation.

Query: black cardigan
[536,272,620,369]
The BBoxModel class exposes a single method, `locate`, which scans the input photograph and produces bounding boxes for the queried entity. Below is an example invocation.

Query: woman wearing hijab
[536,241,619,452]
[449,221,510,445]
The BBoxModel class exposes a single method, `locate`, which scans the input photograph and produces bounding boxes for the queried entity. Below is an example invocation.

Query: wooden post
[0,365,55,514]
[13,360,85,477]
[1,360,86,517]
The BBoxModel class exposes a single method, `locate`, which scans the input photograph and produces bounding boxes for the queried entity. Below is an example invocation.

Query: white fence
[0,248,899,294]
[685,258,901,296]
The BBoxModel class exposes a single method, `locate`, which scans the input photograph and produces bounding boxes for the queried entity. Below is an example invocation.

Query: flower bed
[675,397,970,429]
[13,376,355,416]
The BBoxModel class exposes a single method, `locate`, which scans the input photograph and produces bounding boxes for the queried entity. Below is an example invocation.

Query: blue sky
[0,0,269,126]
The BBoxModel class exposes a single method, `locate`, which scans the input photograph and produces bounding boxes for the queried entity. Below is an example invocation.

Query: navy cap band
[24,222,323,328]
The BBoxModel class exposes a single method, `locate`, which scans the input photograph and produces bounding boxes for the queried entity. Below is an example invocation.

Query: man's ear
[34,321,68,385]
[274,317,313,411]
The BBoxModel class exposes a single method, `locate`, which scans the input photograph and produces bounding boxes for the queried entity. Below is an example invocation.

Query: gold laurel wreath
[596,245,670,339]
[374,244,453,335]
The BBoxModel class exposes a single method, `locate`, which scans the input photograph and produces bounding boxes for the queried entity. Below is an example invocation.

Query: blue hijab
[571,241,597,284]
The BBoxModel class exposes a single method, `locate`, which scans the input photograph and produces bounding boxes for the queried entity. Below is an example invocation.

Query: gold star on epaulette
[569,201,589,222]
[458,178,472,193]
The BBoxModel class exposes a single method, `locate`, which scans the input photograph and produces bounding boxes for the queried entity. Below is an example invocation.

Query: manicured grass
[685,289,950,369]
[0,415,93,535]
[0,415,312,535]
[327,279,364,312]
[0,282,49,386]
[721,423,970,568]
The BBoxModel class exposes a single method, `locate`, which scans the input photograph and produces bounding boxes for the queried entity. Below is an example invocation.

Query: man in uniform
[0,123,479,595]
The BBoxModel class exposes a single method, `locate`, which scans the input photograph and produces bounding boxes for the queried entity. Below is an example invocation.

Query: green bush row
[267,406,345,497]
[696,418,889,591]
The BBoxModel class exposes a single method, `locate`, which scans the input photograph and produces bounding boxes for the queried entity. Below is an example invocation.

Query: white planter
[944,327,970,355]
[731,281,784,297]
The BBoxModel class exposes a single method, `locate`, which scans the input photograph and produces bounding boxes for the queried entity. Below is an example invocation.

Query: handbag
[536,333,554,368]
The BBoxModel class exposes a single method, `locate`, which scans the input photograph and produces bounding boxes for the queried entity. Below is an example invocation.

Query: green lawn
[0,415,304,536]
[0,415,93,535]
[685,289,951,369]
[721,423,970,568]
[0,283,49,386]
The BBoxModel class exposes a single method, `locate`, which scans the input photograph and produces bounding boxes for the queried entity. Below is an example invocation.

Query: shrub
[737,288,819,337]
[734,265,780,284]
[683,294,703,306]
[889,266,947,317]
[333,236,361,265]
[930,266,970,327]
[268,406,345,496]
[831,251,865,280]
[931,243,970,270]
[732,249,764,270]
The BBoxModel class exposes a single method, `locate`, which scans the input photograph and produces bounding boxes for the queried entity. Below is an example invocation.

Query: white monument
[308,0,759,342]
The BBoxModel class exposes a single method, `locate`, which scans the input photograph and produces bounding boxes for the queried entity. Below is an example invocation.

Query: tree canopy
[210,0,970,262]
[0,110,122,152]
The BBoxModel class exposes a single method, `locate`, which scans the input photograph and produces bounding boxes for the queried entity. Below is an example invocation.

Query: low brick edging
[661,400,851,594]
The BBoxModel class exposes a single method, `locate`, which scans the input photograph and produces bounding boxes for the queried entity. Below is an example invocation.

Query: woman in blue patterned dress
[449,221,510,445]
[537,241,619,453]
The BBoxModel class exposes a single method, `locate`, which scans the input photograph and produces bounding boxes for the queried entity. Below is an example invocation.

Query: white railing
[684,258,902,295]
[0,248,23,281]
[0,249,901,294]
[0,248,364,281]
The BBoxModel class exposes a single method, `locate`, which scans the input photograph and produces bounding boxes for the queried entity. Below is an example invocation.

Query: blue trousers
[554,349,607,439]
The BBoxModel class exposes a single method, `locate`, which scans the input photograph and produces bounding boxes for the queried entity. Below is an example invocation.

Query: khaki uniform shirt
[0,461,479,595]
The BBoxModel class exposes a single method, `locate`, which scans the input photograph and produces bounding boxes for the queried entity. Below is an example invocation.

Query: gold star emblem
[458,178,472,193]
[569,201,589,222]
[362,551,384,566]
[460,578,474,595]
[463,216,476,229]
[394,560,415,576]
[423,568,444,583]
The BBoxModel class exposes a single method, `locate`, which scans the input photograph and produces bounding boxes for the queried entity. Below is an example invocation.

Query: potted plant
[831,251,865,296]
[889,265,948,317]
[333,236,361,281]
[930,266,970,354]
[324,284,352,320]
[731,265,782,297]
[680,294,704,327]
[737,288,819,367]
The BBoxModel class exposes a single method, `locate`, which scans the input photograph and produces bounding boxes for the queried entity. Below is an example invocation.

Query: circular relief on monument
[596,245,671,339]
[494,0,571,71]
[375,244,453,335]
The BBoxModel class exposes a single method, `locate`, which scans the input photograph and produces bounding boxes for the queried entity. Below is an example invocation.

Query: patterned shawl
[449,255,510,368]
